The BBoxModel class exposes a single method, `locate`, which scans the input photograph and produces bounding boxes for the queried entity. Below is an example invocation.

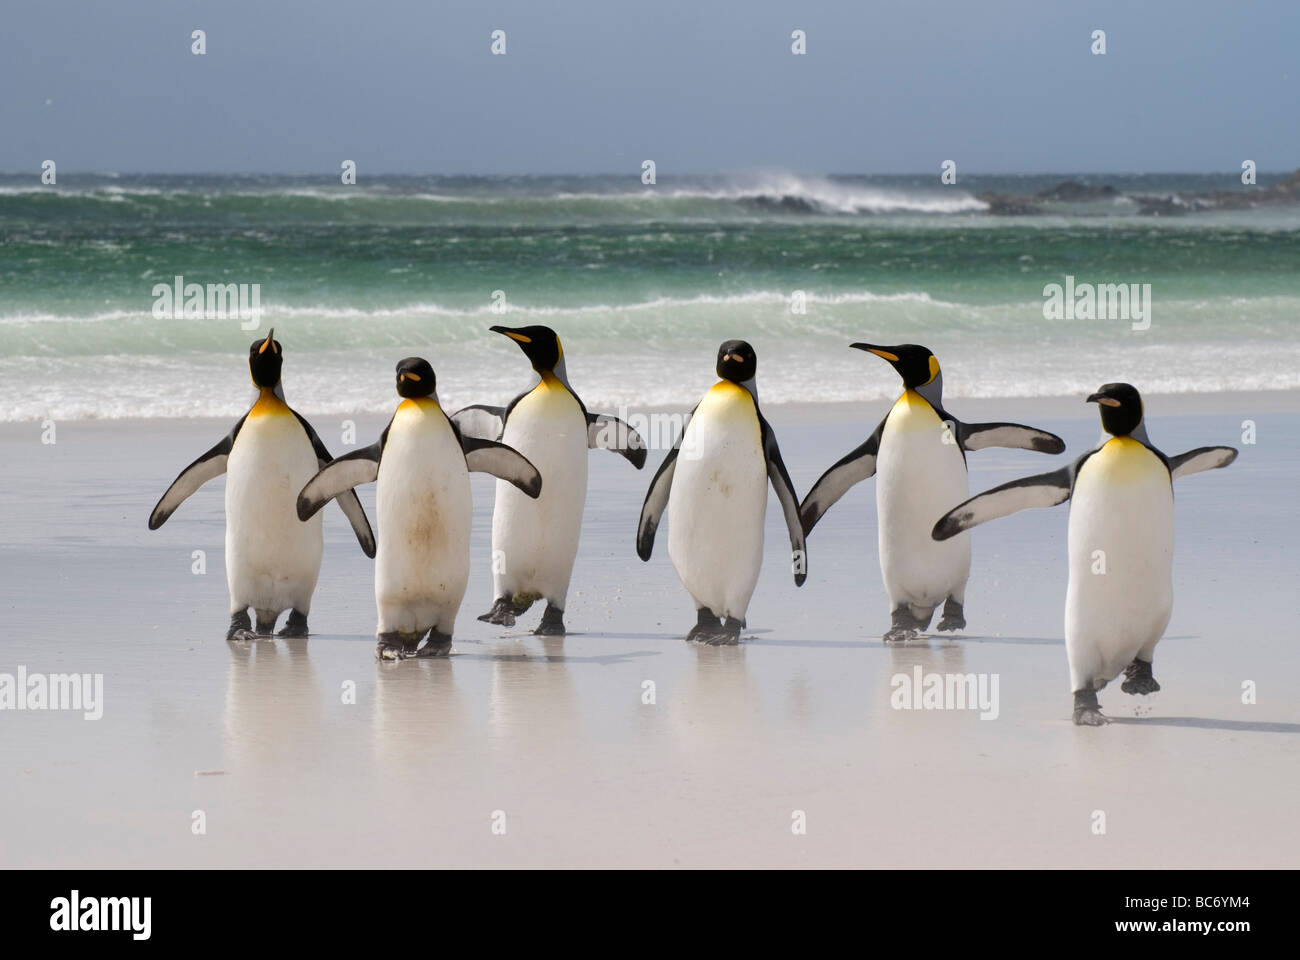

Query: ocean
[2,172,1297,421]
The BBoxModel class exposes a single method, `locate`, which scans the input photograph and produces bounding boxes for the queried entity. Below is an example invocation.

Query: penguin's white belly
[1065,438,1174,690]
[225,405,322,615]
[667,382,767,620]
[876,392,970,612]
[375,400,472,635]
[493,379,588,606]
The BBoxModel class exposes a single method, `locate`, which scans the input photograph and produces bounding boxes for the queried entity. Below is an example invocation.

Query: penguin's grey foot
[1072,687,1108,726]
[713,617,744,644]
[935,598,966,632]
[1121,658,1161,696]
[478,597,518,627]
[226,610,257,643]
[375,632,419,661]
[686,610,741,645]
[884,605,926,642]
[686,608,720,643]
[533,603,566,636]
[278,610,308,638]
[414,629,453,658]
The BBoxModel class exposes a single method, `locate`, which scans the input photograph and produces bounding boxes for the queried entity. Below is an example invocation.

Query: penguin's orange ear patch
[927,355,940,383]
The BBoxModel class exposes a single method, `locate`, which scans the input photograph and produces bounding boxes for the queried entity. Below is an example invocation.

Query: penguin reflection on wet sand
[297,358,542,661]
[148,330,376,641]
[452,325,646,636]
[933,382,1237,726]
[637,340,807,644]
[799,343,1065,642]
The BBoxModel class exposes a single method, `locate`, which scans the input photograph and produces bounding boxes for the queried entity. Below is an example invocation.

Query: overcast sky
[2,0,1296,175]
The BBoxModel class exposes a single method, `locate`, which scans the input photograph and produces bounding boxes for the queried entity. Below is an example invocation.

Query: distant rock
[745,194,820,214]
[974,193,1045,216]
[1133,195,1196,217]
[1036,180,1119,201]
[973,168,1300,217]
[1133,168,1300,215]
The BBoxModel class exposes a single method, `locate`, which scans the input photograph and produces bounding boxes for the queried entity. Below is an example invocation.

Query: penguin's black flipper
[587,412,648,469]
[636,405,697,561]
[460,436,542,498]
[1168,445,1237,480]
[293,410,378,558]
[450,404,506,442]
[956,420,1066,455]
[932,463,1076,541]
[148,415,247,529]
[758,412,807,587]
[798,416,886,536]
[297,441,383,528]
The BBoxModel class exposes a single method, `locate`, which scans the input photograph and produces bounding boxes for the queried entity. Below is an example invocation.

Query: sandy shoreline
[2,394,1298,868]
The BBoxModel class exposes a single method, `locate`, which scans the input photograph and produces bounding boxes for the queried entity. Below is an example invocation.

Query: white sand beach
[2,392,1297,868]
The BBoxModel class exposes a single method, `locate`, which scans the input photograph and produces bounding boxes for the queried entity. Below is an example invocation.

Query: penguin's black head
[716,339,756,383]
[491,324,562,373]
[851,342,939,390]
[396,357,436,398]
[248,329,283,388]
[1087,382,1144,436]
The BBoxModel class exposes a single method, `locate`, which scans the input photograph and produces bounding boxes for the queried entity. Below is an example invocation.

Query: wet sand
[2,393,1298,868]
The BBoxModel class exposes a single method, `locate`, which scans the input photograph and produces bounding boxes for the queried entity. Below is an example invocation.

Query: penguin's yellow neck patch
[249,387,290,419]
[698,381,757,427]
[887,389,941,433]
[396,396,440,416]
[707,380,752,401]
[1091,436,1165,484]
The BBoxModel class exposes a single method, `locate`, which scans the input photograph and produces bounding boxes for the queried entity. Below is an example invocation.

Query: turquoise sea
[1,172,1297,420]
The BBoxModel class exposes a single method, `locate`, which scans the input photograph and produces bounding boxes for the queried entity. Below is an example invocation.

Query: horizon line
[2,168,1296,179]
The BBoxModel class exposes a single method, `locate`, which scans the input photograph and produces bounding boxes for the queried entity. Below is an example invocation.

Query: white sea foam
[3,288,1296,420]
[3,334,1297,422]
[0,174,986,213]
[557,173,988,214]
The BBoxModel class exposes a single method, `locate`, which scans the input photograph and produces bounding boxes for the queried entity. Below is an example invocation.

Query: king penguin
[296,358,542,660]
[799,343,1065,641]
[932,382,1237,725]
[636,340,806,644]
[148,330,376,641]
[451,325,646,636]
